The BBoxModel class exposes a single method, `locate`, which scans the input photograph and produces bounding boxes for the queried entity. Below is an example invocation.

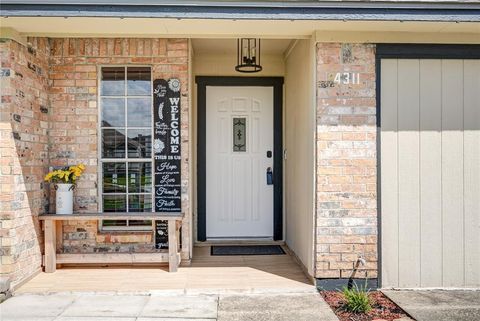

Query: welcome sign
[153,78,181,212]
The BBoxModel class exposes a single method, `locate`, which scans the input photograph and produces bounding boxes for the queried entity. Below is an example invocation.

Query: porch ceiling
[1,17,479,39]
[192,38,292,55]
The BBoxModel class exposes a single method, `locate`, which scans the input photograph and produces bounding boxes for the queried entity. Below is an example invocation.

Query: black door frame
[196,76,284,241]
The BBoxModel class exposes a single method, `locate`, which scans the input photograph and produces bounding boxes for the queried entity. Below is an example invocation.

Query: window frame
[97,65,154,231]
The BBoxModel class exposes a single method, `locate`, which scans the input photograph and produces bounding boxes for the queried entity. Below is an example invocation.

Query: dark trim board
[196,76,284,242]
[375,54,382,289]
[376,44,480,59]
[316,278,378,291]
[211,245,286,256]
[2,3,480,22]
[374,43,480,288]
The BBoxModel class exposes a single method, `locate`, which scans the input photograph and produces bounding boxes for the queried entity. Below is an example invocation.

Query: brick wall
[315,43,378,279]
[48,38,190,256]
[1,37,190,289]
[0,38,50,287]
[1,37,378,287]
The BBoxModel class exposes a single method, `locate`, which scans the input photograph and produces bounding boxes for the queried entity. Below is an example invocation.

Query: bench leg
[44,220,57,273]
[168,220,178,272]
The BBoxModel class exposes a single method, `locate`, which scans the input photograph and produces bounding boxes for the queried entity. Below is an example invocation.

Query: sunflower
[44,164,86,184]
[44,172,54,181]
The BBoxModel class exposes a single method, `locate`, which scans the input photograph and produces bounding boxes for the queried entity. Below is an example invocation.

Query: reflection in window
[103,195,126,213]
[129,220,153,226]
[127,67,151,96]
[233,117,247,152]
[101,98,125,127]
[100,66,153,229]
[127,129,152,158]
[101,67,125,96]
[127,98,151,127]
[128,162,152,193]
[103,163,126,193]
[128,194,152,212]
[103,220,127,227]
[102,129,126,158]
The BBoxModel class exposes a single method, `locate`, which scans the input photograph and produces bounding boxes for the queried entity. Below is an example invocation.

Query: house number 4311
[334,72,360,85]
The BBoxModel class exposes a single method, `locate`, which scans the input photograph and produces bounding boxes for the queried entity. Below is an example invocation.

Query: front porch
[14,246,314,294]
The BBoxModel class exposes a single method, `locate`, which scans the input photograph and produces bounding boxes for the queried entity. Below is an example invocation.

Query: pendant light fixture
[235,38,262,73]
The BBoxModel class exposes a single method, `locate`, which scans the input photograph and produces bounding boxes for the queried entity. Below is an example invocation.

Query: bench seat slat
[55,252,181,264]
[39,213,183,221]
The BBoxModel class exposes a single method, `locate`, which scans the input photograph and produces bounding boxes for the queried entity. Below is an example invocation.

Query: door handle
[266,167,273,185]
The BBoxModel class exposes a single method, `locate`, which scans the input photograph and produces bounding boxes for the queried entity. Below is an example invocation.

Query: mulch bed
[320,291,412,321]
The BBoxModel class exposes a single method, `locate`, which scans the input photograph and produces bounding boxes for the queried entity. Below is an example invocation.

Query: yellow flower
[70,165,84,176]
[44,164,84,184]
[66,164,84,180]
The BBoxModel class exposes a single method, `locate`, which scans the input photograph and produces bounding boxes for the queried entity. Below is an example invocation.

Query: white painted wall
[284,39,316,276]
[192,43,316,279]
[193,53,285,76]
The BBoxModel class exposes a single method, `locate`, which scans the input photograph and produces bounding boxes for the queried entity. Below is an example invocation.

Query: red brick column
[315,43,378,280]
[0,38,50,288]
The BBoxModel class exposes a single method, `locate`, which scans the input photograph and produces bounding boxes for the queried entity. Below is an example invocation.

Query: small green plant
[341,281,372,313]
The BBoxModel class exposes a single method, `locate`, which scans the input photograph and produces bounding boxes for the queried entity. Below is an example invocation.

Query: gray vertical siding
[381,59,480,288]
[464,60,480,287]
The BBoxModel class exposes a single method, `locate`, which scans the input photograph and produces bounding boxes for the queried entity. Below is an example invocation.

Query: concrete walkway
[383,290,480,321]
[0,292,339,321]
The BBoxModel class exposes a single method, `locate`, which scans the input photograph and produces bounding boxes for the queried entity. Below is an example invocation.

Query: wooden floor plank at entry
[15,246,314,294]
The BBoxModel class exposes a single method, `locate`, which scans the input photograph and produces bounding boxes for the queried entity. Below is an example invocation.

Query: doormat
[211,245,286,256]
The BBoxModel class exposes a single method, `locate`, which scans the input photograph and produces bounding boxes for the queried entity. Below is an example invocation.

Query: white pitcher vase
[55,183,74,214]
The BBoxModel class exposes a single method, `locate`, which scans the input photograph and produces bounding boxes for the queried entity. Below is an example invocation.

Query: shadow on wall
[0,38,51,291]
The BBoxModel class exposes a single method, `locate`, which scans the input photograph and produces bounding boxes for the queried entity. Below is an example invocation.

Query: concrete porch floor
[14,246,314,295]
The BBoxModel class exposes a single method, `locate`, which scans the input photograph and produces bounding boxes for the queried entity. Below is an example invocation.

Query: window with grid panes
[100,66,153,230]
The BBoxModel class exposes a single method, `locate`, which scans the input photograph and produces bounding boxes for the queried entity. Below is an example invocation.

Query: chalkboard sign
[153,78,182,212]
[155,220,169,249]
[155,220,182,250]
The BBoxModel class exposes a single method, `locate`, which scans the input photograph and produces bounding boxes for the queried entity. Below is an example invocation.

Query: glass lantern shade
[235,38,262,73]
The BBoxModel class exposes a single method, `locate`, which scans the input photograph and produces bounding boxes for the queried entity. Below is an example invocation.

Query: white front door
[206,86,274,238]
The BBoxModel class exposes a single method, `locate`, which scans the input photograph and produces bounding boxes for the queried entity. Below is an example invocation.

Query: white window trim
[97,65,155,231]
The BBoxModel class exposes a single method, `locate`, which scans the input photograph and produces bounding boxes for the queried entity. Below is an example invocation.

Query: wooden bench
[39,213,183,273]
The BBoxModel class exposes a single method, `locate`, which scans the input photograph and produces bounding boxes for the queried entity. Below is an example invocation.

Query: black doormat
[211,245,286,256]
